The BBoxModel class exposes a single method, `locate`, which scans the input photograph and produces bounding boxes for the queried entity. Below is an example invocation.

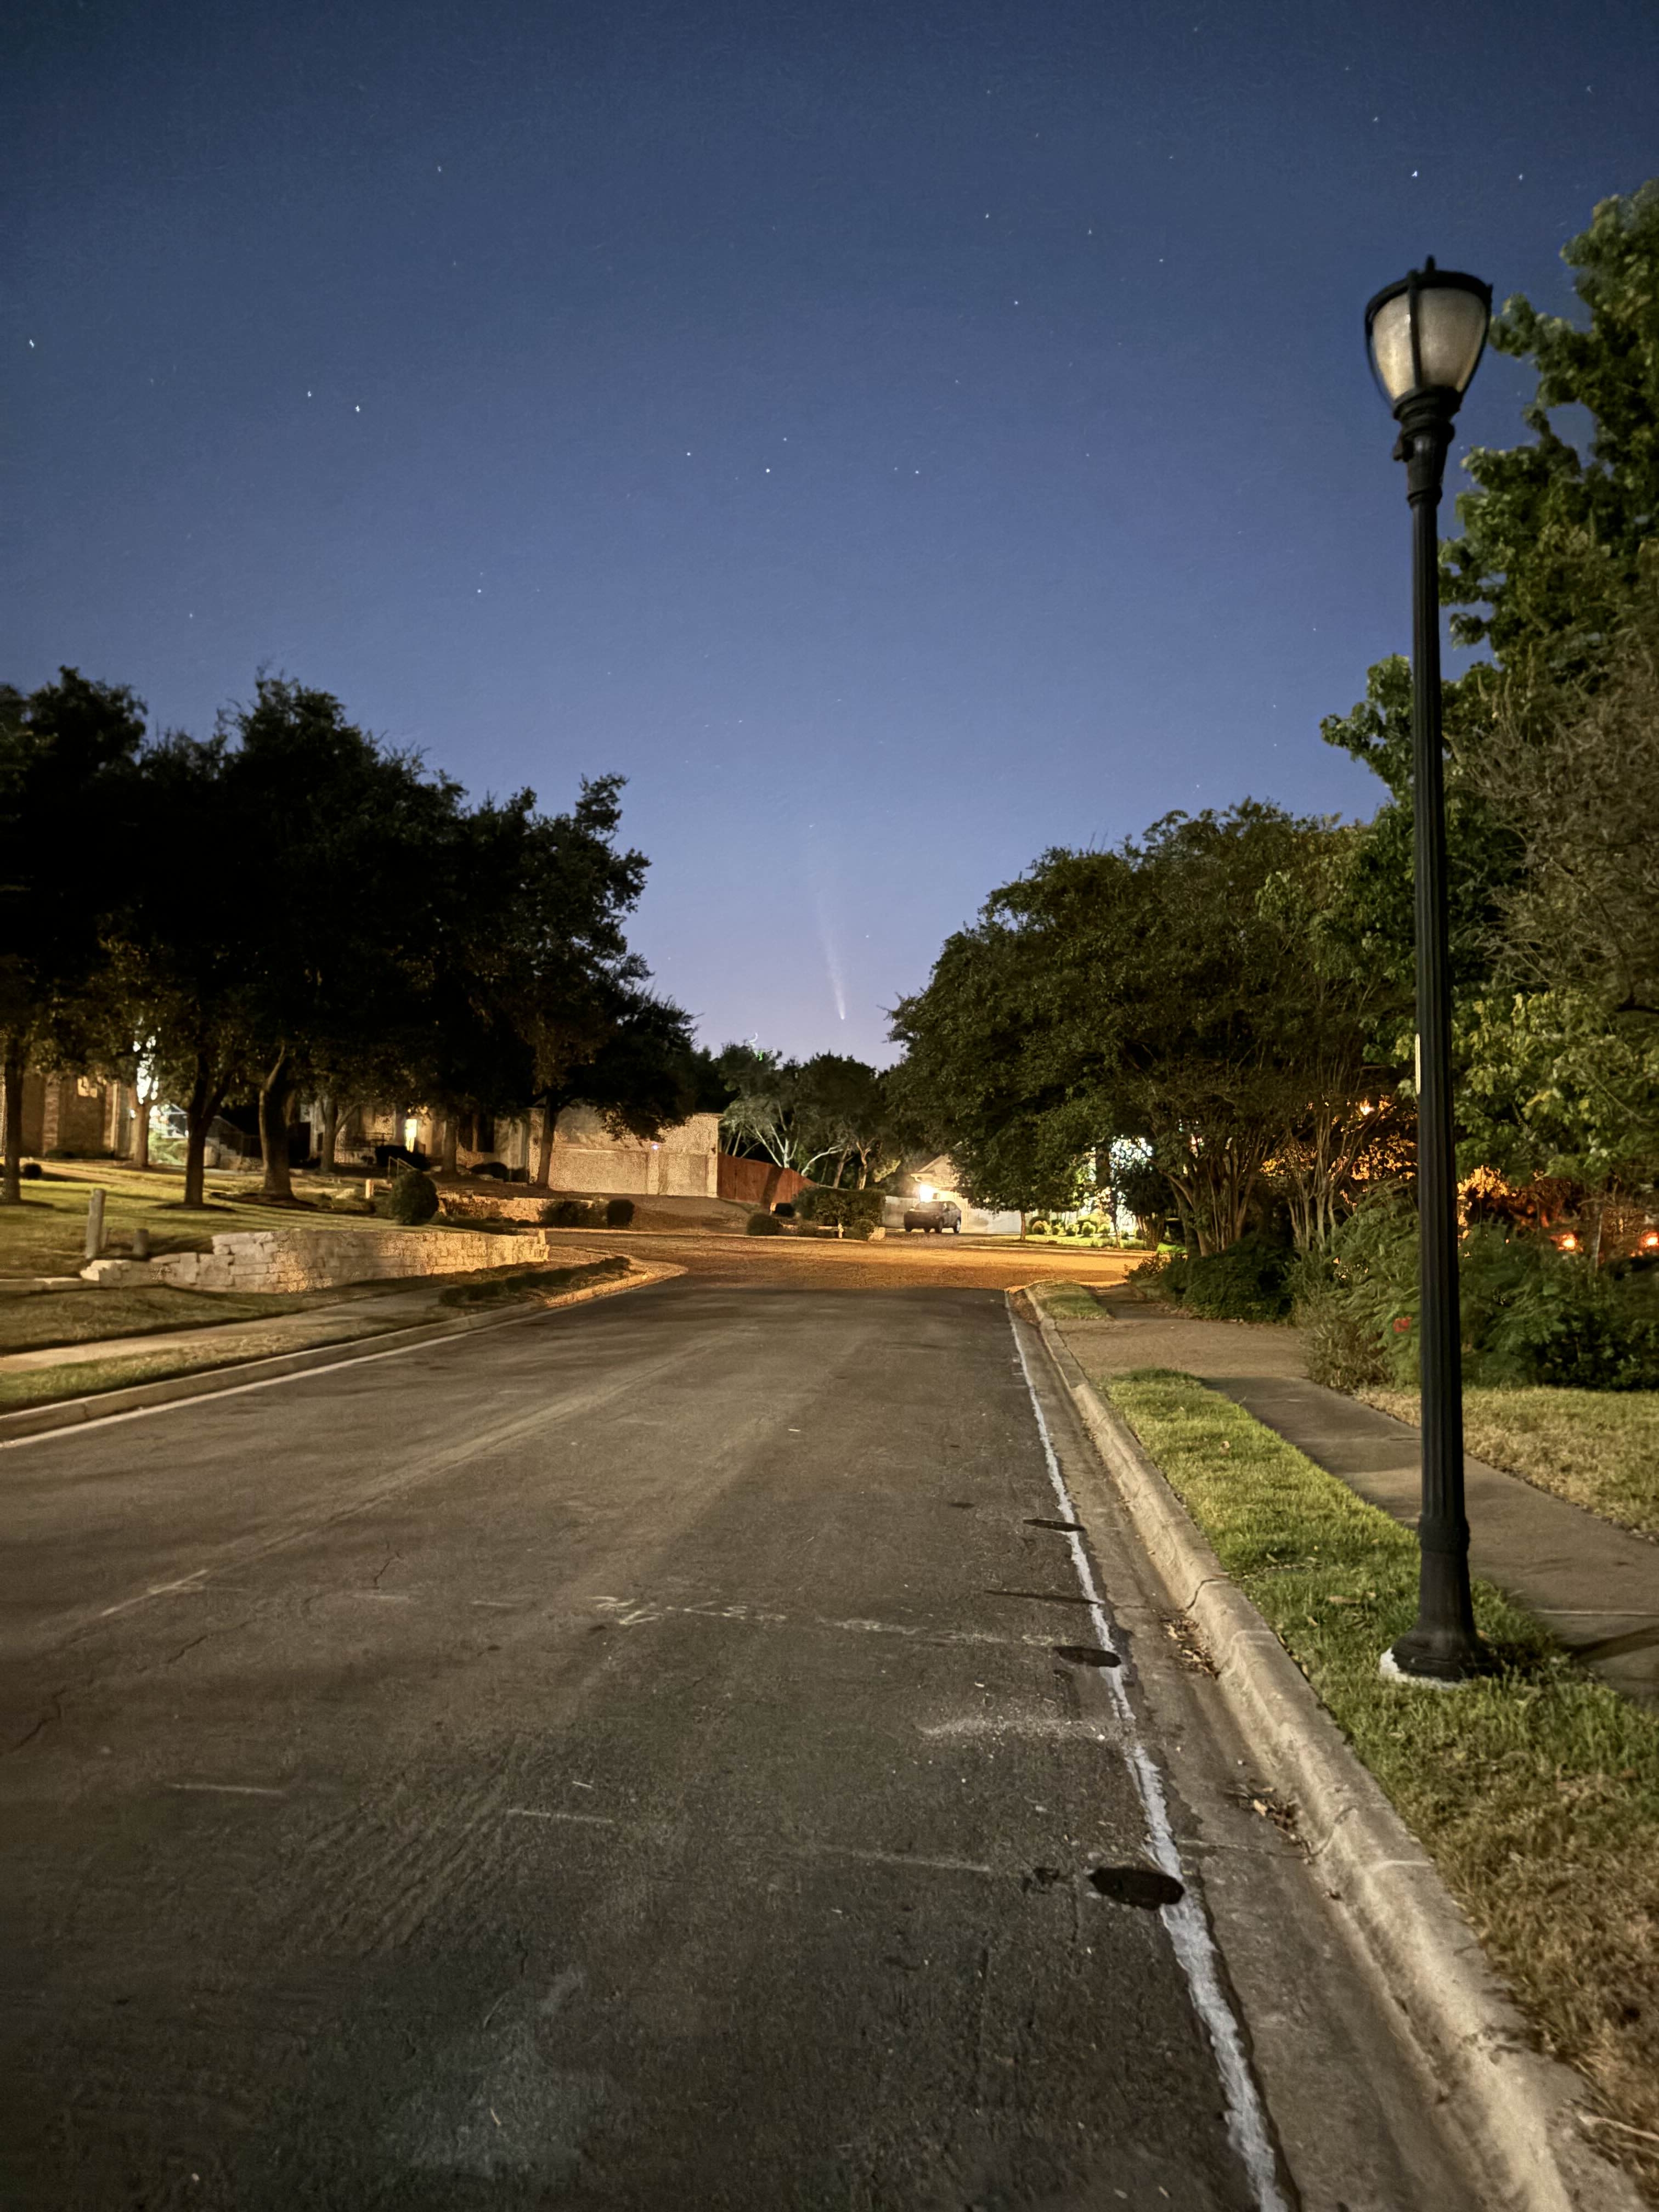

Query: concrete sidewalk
[1050,1291,1659,1706]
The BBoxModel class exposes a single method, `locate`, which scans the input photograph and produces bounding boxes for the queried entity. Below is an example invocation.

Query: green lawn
[1359,1385,1659,1542]
[0,1321,402,1413]
[0,1282,330,1355]
[1036,1285,1107,1319]
[1102,1367,1659,2193]
[0,1162,465,1279]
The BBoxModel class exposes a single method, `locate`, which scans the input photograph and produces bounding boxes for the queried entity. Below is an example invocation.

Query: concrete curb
[0,1261,684,1448]
[1023,1288,1644,2212]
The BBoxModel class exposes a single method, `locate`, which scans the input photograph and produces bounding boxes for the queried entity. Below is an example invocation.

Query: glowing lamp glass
[1366,263,1491,407]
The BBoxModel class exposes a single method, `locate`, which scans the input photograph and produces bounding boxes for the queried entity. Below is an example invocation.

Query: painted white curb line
[0,1262,684,1447]
[1024,1288,1643,2212]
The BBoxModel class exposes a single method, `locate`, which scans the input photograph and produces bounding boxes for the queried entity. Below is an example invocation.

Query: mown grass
[0,1162,468,1279]
[1035,1284,1107,1320]
[0,1283,312,1355]
[439,1257,631,1307]
[0,1261,639,1413]
[0,1321,395,1411]
[1103,1367,1659,2193]
[1359,1384,1659,1543]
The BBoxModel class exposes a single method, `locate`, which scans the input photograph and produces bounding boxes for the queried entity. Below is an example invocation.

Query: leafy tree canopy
[891,806,1391,1249]
[0,670,148,1201]
[1442,180,1659,680]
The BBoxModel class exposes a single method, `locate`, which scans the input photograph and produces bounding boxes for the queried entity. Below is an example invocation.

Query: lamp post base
[1380,1635,1490,1688]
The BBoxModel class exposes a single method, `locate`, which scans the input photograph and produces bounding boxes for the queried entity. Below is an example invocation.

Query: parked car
[902,1200,961,1234]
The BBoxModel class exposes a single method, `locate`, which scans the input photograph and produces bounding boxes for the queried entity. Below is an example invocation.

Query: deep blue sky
[6,1,1655,1063]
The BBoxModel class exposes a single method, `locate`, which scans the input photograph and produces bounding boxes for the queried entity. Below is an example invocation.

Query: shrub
[1028,1218,1050,1237]
[1294,1196,1659,1391]
[542,1196,600,1228]
[747,1210,783,1235]
[1178,1235,1295,1322]
[1127,1252,1173,1298]
[1302,1298,1392,1391]
[605,1197,635,1228]
[375,1168,439,1226]
[797,1186,884,1238]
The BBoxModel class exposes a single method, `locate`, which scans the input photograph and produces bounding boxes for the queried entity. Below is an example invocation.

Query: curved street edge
[1015,1282,1644,2212]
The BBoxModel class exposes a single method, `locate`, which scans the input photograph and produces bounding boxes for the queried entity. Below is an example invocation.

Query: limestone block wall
[439,1193,554,1224]
[84,1228,607,1294]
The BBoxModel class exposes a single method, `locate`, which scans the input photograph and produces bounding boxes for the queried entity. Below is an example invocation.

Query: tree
[894,806,1381,1250]
[211,679,469,1203]
[1469,558,1659,1027]
[448,775,666,1187]
[529,988,698,1186]
[0,672,147,1203]
[714,1047,812,1171]
[1442,180,1659,684]
[793,1055,900,1187]
[886,924,1092,1222]
[120,731,257,1207]
[1321,184,1659,1210]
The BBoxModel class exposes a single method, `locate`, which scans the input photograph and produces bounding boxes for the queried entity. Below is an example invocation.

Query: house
[887,1155,1024,1237]
[1,1070,137,1160]
[337,1101,727,1197]
[0,1061,730,1201]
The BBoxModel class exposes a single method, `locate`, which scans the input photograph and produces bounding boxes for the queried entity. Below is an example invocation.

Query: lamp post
[1364,257,1492,1684]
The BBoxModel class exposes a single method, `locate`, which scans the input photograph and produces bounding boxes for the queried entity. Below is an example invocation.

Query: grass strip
[1033,1284,1109,1321]
[0,1322,396,1412]
[1359,1384,1659,1544]
[1102,1366,1659,2193]
[0,1283,321,1355]
[438,1257,631,1307]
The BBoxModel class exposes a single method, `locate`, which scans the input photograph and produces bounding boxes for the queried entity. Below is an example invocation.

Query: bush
[1124,1237,1291,1320]
[1180,1236,1295,1322]
[747,1210,783,1235]
[605,1197,635,1228]
[1295,1197,1659,1391]
[375,1168,439,1226]
[1028,1218,1050,1237]
[542,1196,601,1228]
[795,1186,885,1238]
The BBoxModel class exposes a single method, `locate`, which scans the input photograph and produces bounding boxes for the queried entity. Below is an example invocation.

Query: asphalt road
[2,1279,1470,2210]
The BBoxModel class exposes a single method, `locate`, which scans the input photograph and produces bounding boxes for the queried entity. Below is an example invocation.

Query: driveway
[1,1279,1472,2209]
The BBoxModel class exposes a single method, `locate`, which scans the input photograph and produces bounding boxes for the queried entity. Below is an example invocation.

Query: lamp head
[1365,257,1492,417]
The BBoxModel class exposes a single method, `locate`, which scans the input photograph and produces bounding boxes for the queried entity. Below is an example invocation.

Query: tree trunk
[319,1096,340,1175]
[1,1036,24,1206]
[183,1058,225,1209]
[440,1114,460,1176]
[534,1094,575,1189]
[133,1090,152,1171]
[258,1047,295,1200]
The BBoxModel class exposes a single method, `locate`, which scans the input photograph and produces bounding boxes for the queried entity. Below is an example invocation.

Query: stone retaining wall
[84,1228,608,1295]
[439,1193,554,1226]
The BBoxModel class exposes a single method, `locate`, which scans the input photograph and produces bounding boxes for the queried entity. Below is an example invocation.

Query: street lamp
[1364,257,1492,1684]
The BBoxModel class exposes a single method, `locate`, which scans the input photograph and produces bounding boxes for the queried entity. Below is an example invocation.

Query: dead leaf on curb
[1162,1613,1217,1676]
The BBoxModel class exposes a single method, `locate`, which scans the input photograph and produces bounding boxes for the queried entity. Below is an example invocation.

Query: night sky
[7,1,1655,1064]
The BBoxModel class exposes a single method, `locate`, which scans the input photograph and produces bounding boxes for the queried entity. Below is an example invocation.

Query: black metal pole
[1386,398,1483,1681]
